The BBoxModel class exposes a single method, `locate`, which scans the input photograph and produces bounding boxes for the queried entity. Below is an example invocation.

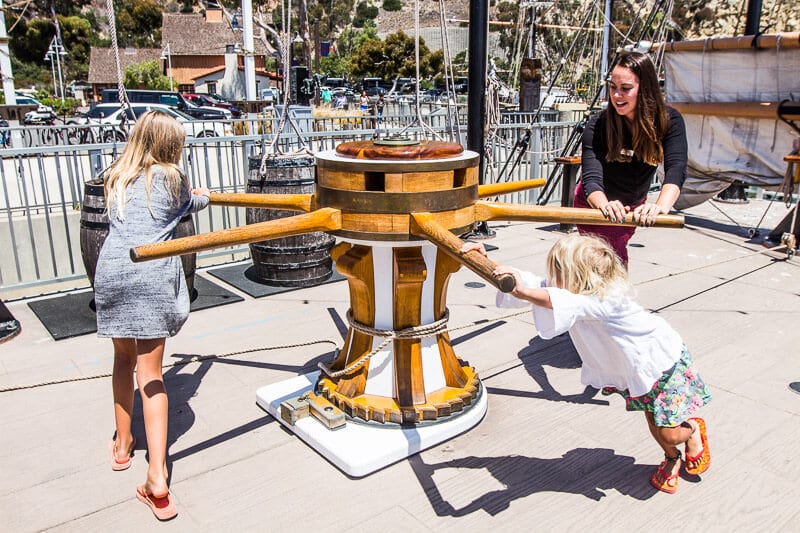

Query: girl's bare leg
[645,411,703,477]
[111,338,137,463]
[135,337,170,498]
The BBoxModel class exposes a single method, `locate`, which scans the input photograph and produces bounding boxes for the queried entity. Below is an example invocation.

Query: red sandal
[685,417,711,475]
[650,451,681,494]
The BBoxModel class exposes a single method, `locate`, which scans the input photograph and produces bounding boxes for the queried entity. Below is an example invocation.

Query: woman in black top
[575,52,688,266]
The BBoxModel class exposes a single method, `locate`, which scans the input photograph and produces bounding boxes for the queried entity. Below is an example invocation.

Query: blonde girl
[94,110,209,520]
[463,233,711,494]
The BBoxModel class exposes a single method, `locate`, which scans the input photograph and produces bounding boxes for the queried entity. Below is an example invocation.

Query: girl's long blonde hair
[546,234,630,299]
[104,110,186,219]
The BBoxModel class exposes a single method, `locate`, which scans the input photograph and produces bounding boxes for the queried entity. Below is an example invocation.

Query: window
[207,82,217,94]
[158,95,181,106]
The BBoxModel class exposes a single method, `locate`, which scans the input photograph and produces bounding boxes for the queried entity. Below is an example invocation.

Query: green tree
[114,0,163,48]
[59,16,93,81]
[8,17,54,64]
[349,30,439,83]
[353,1,378,28]
[124,60,172,90]
[382,0,402,12]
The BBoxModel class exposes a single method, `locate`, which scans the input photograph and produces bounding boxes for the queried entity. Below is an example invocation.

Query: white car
[81,103,232,140]
[14,94,54,114]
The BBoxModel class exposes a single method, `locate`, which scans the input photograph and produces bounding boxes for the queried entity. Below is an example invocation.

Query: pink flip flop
[108,436,136,471]
[136,485,178,521]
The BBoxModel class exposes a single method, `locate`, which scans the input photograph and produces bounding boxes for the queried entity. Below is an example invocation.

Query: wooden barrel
[246,155,335,287]
[79,178,198,302]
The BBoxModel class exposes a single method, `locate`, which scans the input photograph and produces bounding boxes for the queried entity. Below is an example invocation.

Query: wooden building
[88,7,278,100]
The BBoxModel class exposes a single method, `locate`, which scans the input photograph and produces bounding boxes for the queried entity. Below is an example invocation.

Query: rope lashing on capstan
[317,309,452,378]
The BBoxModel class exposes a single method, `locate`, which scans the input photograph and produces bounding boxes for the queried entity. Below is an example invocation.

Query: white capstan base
[255,371,488,478]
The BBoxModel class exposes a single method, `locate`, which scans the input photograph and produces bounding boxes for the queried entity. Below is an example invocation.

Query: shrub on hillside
[382,0,402,11]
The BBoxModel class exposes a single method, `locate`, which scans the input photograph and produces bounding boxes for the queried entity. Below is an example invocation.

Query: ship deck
[1,197,799,531]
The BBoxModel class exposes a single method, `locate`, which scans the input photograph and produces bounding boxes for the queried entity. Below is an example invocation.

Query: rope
[0,339,337,394]
[635,243,788,286]
[318,309,452,378]
[105,0,132,123]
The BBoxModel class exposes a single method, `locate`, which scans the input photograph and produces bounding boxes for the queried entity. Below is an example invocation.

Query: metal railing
[0,112,580,296]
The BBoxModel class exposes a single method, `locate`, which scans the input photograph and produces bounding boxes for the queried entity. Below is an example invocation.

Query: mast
[744,0,762,35]
[466,0,493,237]
[715,0,762,203]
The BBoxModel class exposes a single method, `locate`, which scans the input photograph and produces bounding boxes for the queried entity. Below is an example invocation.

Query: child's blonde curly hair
[546,233,630,298]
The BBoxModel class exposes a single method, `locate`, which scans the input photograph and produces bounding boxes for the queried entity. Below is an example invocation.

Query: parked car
[364,86,386,99]
[14,93,54,114]
[331,87,356,102]
[101,89,228,121]
[420,88,443,103]
[79,103,232,141]
[259,87,281,104]
[184,93,242,118]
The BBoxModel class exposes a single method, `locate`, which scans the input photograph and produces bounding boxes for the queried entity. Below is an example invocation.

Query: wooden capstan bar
[132,138,683,428]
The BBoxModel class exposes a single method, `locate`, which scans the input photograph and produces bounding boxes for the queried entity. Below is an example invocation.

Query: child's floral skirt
[601,346,711,427]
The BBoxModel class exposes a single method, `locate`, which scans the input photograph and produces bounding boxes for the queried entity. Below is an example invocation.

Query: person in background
[375,94,386,122]
[462,233,712,494]
[94,110,210,521]
[321,87,332,106]
[576,52,688,267]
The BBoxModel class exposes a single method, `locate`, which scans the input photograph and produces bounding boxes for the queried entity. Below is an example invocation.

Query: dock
[1,196,799,530]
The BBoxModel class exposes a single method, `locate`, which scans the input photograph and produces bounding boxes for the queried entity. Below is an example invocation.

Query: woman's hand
[632,202,666,226]
[192,187,211,197]
[598,200,630,224]
[460,241,487,256]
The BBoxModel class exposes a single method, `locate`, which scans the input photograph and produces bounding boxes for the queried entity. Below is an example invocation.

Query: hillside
[373,0,800,40]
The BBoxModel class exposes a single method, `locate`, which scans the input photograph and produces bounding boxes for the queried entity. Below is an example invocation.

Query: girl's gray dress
[95,168,209,339]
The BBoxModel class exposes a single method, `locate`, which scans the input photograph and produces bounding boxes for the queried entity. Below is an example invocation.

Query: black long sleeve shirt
[580,106,688,206]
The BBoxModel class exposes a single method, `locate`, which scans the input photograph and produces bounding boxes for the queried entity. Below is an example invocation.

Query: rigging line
[5,0,31,33]
[535,0,671,205]
[438,0,461,143]
[400,0,441,141]
[104,0,132,126]
[494,2,597,185]
[264,0,312,159]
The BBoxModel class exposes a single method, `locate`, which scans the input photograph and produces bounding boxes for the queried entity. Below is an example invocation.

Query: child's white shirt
[496,271,683,397]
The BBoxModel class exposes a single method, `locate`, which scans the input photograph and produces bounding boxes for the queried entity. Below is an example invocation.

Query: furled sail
[662,33,800,209]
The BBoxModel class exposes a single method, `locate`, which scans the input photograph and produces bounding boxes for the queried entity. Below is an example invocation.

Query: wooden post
[555,155,581,232]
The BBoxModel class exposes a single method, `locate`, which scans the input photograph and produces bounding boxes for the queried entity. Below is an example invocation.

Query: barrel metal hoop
[250,240,334,253]
[247,178,315,187]
[317,185,477,214]
[316,154,479,173]
[80,220,110,230]
[332,224,474,241]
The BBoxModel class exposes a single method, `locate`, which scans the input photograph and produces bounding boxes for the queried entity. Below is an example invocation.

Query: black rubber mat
[205,262,346,298]
[27,275,243,341]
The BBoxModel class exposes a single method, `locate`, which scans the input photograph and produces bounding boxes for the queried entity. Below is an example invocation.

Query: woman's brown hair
[605,52,669,166]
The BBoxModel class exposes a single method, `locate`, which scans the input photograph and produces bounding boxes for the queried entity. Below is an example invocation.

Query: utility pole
[241,0,257,101]
[0,0,16,106]
[160,43,173,91]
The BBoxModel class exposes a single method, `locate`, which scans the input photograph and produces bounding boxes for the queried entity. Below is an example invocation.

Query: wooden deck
[1,197,798,530]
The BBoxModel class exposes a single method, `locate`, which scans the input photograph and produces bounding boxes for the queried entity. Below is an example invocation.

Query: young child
[94,110,210,520]
[462,233,711,494]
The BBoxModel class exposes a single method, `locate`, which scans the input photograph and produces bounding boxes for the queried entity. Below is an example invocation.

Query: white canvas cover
[663,44,800,208]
